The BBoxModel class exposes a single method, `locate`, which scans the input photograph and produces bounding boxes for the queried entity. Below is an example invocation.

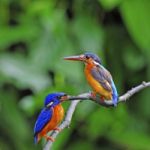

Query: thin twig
[43,81,150,150]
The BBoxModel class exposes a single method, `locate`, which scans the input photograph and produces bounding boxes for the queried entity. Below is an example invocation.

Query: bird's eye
[85,55,90,59]
[57,95,62,99]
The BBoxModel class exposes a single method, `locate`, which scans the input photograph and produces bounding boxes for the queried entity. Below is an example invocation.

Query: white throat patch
[93,61,100,67]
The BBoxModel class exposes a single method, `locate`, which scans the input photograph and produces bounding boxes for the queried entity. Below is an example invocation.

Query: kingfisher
[64,52,118,106]
[34,92,68,144]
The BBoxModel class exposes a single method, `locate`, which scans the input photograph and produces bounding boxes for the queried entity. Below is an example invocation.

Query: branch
[43,81,150,150]
[68,81,150,106]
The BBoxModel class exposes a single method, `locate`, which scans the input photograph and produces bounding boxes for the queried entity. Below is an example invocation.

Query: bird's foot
[54,127,61,132]
[100,96,105,103]
[100,96,104,101]
[90,91,96,100]
[44,135,55,142]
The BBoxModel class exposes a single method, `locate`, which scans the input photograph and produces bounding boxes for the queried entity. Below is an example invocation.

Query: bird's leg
[53,127,61,132]
[44,135,55,142]
[90,91,106,104]
[90,91,97,100]
[100,96,105,102]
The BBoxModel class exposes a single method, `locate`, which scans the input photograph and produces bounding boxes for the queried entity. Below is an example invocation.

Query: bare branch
[68,81,150,106]
[43,81,150,150]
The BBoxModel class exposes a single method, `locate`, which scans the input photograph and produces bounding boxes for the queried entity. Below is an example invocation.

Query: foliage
[0,0,150,150]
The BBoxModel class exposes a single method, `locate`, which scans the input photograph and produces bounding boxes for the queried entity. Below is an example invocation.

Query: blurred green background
[0,0,150,150]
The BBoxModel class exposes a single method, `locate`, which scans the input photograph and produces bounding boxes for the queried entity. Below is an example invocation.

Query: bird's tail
[34,134,40,144]
[111,79,118,106]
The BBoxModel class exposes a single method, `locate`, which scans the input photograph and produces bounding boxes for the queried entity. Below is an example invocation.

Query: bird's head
[64,52,101,66]
[44,93,68,108]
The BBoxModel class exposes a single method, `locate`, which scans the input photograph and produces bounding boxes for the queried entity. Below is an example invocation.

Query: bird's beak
[60,95,69,102]
[64,54,85,62]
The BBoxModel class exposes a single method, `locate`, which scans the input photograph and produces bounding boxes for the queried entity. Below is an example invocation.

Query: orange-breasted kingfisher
[34,92,68,144]
[64,52,118,106]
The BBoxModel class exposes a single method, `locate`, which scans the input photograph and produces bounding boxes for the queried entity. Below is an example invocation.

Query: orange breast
[84,65,112,100]
[39,104,64,137]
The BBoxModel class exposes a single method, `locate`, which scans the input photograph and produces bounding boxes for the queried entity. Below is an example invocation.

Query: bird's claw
[54,127,61,132]
[90,91,96,100]
[100,96,105,103]
[44,135,55,142]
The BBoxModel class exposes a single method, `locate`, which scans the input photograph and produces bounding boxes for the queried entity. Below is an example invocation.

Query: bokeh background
[0,0,150,150]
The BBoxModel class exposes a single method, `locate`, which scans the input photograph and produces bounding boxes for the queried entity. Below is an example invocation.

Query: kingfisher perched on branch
[34,93,68,143]
[64,52,118,106]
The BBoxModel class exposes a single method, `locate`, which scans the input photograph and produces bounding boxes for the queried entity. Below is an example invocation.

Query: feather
[111,79,118,106]
[91,65,112,92]
[90,65,118,106]
[34,108,53,143]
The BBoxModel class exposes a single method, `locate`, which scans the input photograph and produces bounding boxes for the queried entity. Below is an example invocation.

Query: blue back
[111,79,118,106]
[34,108,53,143]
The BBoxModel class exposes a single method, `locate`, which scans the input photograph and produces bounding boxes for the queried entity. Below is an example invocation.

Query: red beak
[64,55,85,62]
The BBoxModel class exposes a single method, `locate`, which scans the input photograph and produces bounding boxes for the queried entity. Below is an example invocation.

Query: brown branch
[43,81,150,150]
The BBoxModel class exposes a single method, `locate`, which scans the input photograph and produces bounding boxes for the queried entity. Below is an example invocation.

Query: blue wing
[34,108,53,143]
[91,65,112,91]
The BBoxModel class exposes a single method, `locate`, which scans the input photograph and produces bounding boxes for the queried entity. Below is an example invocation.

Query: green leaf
[85,108,114,139]
[72,15,104,52]
[110,131,150,150]
[66,140,94,150]
[138,89,150,119]
[122,45,145,71]
[99,0,123,10]
[0,54,51,92]
[19,96,35,116]
[0,25,39,49]
[120,0,150,54]
[0,91,36,150]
